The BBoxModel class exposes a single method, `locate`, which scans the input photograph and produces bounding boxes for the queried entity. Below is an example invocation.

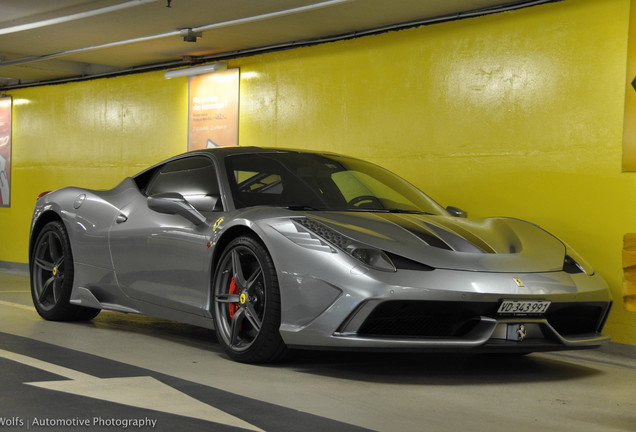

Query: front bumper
[264,218,613,352]
[285,301,611,352]
[277,266,612,352]
[333,304,610,351]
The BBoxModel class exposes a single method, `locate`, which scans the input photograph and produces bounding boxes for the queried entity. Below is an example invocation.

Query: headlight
[345,244,396,271]
[294,218,397,272]
[532,224,596,276]
[563,248,594,276]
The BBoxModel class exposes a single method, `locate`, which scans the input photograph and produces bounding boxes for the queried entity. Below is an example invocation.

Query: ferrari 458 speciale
[29,147,612,362]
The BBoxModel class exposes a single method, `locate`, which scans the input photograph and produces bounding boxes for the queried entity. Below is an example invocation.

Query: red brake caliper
[229,277,239,319]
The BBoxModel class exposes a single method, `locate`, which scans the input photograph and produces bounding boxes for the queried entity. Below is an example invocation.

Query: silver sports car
[29,147,612,363]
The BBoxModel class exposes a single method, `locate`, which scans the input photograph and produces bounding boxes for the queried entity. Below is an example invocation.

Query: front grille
[357,301,494,338]
[545,303,609,336]
[356,300,610,338]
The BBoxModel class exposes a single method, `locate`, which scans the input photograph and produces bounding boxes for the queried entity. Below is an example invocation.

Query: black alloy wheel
[30,220,100,321]
[213,235,287,363]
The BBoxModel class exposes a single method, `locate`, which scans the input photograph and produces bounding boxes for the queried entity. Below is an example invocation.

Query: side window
[133,166,158,192]
[146,156,223,212]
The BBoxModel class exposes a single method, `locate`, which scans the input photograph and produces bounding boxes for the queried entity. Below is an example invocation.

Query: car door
[109,155,223,315]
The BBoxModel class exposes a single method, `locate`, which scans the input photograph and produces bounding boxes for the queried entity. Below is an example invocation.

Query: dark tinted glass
[225,152,444,215]
[146,156,222,211]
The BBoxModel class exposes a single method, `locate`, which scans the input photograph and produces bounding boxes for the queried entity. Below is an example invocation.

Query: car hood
[304,212,567,273]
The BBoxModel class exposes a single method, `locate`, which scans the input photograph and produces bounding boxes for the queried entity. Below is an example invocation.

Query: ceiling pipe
[0,0,353,68]
[0,0,560,90]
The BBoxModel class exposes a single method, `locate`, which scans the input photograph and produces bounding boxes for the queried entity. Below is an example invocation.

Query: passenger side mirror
[147,192,207,226]
[446,206,468,218]
[184,194,223,212]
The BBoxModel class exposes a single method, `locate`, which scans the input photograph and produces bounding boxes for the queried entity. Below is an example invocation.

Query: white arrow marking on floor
[0,349,263,432]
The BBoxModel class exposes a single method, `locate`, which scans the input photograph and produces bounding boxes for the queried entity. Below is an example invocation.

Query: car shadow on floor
[79,310,221,352]
[279,349,603,385]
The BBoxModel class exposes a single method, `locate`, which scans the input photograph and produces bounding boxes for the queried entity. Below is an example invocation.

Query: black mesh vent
[356,301,609,338]
[545,303,609,336]
[357,301,494,338]
[296,218,351,250]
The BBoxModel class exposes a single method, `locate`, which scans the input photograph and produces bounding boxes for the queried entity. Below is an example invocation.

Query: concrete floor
[1,269,635,432]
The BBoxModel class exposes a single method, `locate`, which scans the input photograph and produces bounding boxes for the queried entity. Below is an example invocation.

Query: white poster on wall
[188,69,239,150]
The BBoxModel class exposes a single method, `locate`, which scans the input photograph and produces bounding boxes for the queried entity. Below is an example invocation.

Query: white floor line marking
[0,299,36,311]
[0,349,264,432]
[0,348,94,380]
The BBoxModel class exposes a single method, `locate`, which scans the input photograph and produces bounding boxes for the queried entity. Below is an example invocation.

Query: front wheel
[30,220,100,321]
[212,235,287,363]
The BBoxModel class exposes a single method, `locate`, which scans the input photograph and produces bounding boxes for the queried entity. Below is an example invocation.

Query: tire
[30,220,100,321]
[212,235,287,363]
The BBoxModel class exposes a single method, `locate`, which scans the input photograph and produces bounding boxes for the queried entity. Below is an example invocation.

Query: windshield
[225,152,446,215]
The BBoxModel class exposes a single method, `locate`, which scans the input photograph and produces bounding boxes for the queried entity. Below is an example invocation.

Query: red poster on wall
[188,69,239,150]
[0,97,11,207]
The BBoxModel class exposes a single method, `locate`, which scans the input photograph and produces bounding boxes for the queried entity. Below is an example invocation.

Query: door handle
[116,214,128,224]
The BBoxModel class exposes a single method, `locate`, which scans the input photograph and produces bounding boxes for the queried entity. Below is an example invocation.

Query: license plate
[497,299,551,315]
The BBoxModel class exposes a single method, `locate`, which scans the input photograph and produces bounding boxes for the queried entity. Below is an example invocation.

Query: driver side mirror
[147,192,207,226]
[446,206,468,218]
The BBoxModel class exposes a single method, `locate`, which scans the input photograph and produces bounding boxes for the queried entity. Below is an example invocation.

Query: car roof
[189,146,342,158]
[132,146,352,181]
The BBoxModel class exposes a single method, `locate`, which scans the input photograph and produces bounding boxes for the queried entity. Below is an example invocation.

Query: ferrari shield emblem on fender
[213,217,224,231]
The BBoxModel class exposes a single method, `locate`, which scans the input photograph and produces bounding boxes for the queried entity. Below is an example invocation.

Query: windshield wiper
[283,205,325,211]
[346,208,431,215]
[283,206,433,215]
[385,208,433,215]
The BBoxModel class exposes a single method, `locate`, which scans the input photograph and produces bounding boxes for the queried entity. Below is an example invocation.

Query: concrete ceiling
[0,0,553,89]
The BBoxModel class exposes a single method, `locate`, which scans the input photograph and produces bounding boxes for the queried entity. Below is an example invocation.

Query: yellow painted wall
[2,0,635,344]
[1,75,189,265]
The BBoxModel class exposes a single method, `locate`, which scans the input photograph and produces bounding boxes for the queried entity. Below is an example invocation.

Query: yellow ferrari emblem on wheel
[239,293,246,304]
[52,266,57,276]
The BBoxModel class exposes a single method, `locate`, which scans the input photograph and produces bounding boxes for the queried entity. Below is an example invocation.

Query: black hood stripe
[372,213,458,251]
[396,223,452,250]
[423,222,489,254]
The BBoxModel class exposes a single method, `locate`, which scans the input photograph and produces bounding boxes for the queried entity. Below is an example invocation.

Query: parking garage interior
[1,0,635,431]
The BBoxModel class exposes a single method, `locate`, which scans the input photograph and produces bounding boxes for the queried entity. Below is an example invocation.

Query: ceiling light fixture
[163,62,228,79]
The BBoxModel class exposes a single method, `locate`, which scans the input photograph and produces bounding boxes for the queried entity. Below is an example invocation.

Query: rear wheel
[213,235,287,363]
[30,221,100,321]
